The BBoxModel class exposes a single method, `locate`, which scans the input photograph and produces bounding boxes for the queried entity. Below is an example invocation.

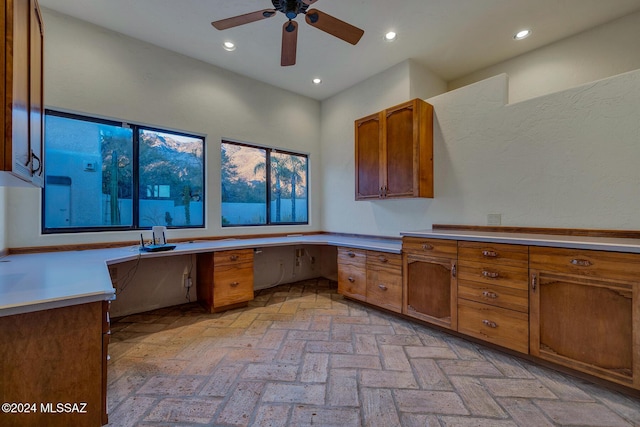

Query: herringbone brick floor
[106,279,640,426]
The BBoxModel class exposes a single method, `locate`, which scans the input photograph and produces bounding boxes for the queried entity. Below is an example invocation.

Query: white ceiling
[39,0,640,100]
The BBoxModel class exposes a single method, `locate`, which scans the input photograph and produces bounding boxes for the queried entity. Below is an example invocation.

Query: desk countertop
[0,234,401,317]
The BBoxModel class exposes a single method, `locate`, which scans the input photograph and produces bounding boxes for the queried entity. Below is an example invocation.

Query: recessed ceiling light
[513,29,531,40]
[312,78,322,85]
[223,41,236,51]
[384,31,397,42]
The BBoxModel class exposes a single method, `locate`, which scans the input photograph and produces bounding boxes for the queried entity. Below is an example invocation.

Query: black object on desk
[140,233,176,252]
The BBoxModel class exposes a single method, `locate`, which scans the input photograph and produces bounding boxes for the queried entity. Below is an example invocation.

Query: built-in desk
[0,233,400,426]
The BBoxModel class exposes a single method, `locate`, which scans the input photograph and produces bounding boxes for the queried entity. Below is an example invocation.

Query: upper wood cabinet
[1,0,44,187]
[355,98,433,200]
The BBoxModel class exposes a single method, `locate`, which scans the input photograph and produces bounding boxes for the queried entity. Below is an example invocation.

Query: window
[43,110,205,233]
[221,141,308,226]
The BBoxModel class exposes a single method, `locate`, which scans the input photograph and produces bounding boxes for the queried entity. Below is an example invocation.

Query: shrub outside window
[43,110,205,233]
[221,140,308,226]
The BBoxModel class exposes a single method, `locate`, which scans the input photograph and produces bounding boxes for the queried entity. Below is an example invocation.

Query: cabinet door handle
[347,251,355,258]
[230,281,240,287]
[421,243,433,250]
[378,284,388,291]
[482,319,498,328]
[230,255,238,261]
[451,262,457,278]
[482,270,499,279]
[482,250,498,258]
[531,273,537,292]
[378,256,388,263]
[482,291,498,299]
[379,186,384,198]
[348,276,355,283]
[570,259,592,267]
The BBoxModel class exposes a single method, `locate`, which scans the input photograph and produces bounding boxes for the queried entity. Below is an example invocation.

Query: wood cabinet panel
[337,263,366,302]
[355,98,433,200]
[458,298,529,354]
[366,265,402,313]
[197,249,254,313]
[457,261,528,290]
[2,0,44,185]
[530,246,640,283]
[403,238,458,330]
[0,302,106,426]
[458,241,528,268]
[530,269,635,387]
[355,112,383,200]
[402,237,457,258]
[458,280,529,313]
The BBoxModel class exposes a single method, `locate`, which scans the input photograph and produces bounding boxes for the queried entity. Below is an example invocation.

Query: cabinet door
[404,253,457,330]
[384,101,415,198]
[530,270,635,387]
[9,0,31,179]
[355,112,383,200]
[29,0,44,184]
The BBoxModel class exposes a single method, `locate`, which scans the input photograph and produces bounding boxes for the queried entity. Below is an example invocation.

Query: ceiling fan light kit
[211,0,364,67]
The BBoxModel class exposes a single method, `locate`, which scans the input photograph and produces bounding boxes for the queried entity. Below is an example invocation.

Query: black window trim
[221,139,309,227]
[42,109,206,234]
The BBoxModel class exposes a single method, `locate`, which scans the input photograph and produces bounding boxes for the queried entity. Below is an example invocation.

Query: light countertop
[0,234,401,317]
[400,229,640,254]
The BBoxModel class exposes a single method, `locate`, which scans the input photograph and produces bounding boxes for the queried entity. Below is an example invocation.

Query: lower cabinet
[0,301,109,426]
[197,249,254,313]
[530,246,639,389]
[402,238,458,330]
[337,247,402,313]
[457,241,529,353]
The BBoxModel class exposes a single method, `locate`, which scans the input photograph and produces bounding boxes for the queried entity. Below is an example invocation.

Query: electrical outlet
[183,273,192,288]
[487,213,502,226]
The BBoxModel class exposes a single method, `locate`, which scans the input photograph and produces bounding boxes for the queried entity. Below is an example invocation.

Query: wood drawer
[213,262,254,308]
[214,249,254,266]
[338,247,367,267]
[366,251,402,270]
[367,267,402,313]
[338,263,367,302]
[458,241,528,268]
[457,262,528,290]
[458,299,529,354]
[403,237,457,258]
[458,281,528,313]
[530,246,640,283]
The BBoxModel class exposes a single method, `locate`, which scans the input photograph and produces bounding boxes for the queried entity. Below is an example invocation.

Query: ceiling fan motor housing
[272,0,310,19]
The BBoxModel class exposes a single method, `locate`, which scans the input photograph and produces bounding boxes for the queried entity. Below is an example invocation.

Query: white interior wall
[320,70,640,235]
[6,9,322,249]
[448,10,640,104]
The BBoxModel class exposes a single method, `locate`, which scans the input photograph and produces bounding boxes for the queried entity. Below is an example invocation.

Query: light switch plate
[487,213,502,226]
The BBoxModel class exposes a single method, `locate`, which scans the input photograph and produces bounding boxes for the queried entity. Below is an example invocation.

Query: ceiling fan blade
[211,9,276,30]
[304,9,364,45]
[302,0,318,4]
[281,20,298,66]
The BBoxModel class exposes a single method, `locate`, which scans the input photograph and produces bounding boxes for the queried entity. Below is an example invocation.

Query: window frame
[41,109,206,234]
[221,139,309,227]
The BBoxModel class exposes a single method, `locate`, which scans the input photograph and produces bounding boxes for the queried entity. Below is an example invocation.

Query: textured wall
[320,70,640,235]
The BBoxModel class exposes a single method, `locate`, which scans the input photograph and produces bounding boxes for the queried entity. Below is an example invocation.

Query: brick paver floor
[106,279,640,426]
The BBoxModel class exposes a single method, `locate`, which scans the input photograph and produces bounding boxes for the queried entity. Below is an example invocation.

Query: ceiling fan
[211,0,365,66]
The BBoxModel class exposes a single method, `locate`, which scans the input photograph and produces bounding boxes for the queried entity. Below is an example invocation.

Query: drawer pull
[347,251,356,258]
[348,276,355,283]
[482,319,498,328]
[482,250,498,258]
[482,291,498,299]
[229,255,238,261]
[482,270,499,279]
[421,243,434,250]
[570,258,592,267]
[378,284,388,291]
[378,256,388,263]
[230,281,240,287]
